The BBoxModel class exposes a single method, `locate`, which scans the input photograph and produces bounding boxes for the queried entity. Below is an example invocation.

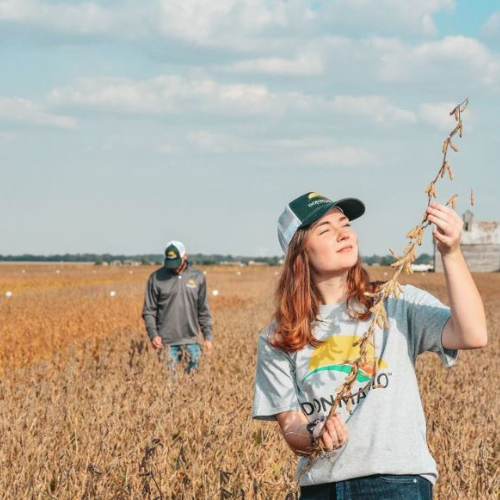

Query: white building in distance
[434,210,500,272]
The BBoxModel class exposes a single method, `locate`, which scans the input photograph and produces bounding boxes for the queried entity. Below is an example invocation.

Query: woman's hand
[277,410,349,456]
[426,203,463,256]
[314,413,349,451]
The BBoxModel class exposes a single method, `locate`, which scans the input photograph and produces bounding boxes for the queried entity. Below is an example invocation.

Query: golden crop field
[0,263,498,499]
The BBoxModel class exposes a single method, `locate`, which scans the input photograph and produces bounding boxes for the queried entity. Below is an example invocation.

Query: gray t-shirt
[253,285,457,486]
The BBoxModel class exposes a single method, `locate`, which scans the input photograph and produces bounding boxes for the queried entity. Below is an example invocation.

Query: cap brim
[164,257,182,269]
[335,198,366,221]
[299,197,365,228]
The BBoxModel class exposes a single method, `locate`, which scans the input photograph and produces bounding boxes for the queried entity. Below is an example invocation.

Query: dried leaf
[404,261,413,275]
[450,121,462,138]
[449,139,459,152]
[390,257,404,268]
[379,304,389,329]
[345,372,356,386]
[448,165,455,181]
[424,183,437,198]
[346,398,352,413]
[389,248,399,259]
[406,225,420,239]
[442,138,449,154]
[446,194,458,210]
[470,190,475,206]
[403,242,416,255]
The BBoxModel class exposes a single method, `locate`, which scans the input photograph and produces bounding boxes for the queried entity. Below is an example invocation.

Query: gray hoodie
[142,264,213,345]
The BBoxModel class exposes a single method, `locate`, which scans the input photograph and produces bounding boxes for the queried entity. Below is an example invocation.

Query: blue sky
[1,1,499,257]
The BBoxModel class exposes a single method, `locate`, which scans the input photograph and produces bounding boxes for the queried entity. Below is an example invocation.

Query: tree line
[0,253,433,266]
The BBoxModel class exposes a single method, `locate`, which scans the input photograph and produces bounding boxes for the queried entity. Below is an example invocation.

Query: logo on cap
[167,250,177,259]
[308,192,323,199]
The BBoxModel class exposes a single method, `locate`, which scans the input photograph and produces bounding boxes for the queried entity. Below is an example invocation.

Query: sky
[0,0,499,258]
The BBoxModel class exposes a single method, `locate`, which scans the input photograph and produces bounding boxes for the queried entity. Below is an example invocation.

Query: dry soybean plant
[299,98,471,480]
[0,264,498,497]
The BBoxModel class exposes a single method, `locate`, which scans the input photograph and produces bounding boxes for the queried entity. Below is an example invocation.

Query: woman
[253,192,487,499]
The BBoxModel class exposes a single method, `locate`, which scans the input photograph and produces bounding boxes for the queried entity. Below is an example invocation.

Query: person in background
[142,240,213,373]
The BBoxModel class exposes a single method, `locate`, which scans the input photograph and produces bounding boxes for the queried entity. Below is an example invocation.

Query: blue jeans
[166,344,202,374]
[300,475,432,500]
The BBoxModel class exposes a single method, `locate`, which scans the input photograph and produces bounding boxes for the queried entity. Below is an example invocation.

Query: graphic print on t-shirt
[299,334,391,417]
[302,335,388,384]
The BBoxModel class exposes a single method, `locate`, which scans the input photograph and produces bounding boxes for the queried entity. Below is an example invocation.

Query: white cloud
[186,131,250,153]
[220,33,500,98]
[316,0,455,38]
[332,95,417,124]
[414,36,489,62]
[418,102,458,130]
[48,74,422,128]
[303,146,379,166]
[0,0,302,44]
[0,130,14,142]
[262,136,379,166]
[167,132,379,167]
[0,0,456,47]
[481,12,500,40]
[224,50,324,75]
[155,0,286,45]
[48,75,332,116]
[0,97,77,129]
[378,36,500,88]
[159,0,455,45]
[158,142,180,155]
[266,137,337,149]
[0,0,120,36]
[83,142,114,153]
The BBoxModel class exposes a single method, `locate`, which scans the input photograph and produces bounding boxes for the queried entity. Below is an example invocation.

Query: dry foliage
[0,264,498,499]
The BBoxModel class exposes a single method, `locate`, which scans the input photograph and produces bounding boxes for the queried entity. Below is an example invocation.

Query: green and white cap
[278,192,365,253]
[164,240,187,269]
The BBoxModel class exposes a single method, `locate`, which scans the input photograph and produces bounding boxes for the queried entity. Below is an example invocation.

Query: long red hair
[272,227,380,352]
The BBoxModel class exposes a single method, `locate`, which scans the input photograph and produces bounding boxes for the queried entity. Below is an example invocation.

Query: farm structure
[434,210,500,272]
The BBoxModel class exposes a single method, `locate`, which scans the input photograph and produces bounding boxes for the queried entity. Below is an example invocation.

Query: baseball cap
[278,192,365,253]
[164,240,187,269]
